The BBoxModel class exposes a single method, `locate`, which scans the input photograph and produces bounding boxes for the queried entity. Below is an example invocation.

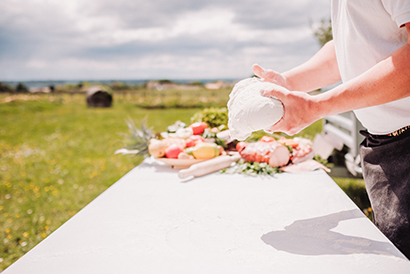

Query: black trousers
[360,129,410,259]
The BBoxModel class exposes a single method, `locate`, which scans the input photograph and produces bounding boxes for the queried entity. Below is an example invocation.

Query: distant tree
[311,18,333,47]
[0,82,15,93]
[158,79,173,84]
[188,81,203,86]
[16,82,29,93]
[111,81,130,90]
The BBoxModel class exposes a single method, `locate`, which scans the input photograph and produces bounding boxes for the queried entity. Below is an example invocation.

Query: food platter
[155,157,210,169]
[118,113,323,175]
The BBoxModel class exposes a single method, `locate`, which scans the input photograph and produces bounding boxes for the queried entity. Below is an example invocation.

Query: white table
[4,158,410,273]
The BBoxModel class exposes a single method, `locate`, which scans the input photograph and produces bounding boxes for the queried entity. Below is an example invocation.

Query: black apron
[360,129,410,259]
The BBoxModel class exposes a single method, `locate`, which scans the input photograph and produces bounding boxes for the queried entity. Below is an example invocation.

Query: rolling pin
[178,153,241,179]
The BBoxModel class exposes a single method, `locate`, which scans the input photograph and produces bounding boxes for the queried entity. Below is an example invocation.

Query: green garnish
[222,159,280,176]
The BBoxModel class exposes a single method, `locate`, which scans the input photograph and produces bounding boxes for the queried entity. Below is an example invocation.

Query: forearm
[283,40,341,92]
[315,42,410,118]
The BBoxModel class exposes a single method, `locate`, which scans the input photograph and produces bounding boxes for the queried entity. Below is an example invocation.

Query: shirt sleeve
[382,0,410,27]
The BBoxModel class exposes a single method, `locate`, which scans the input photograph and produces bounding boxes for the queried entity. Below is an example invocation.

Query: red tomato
[186,135,205,147]
[189,122,208,135]
[165,144,185,159]
[200,122,208,130]
[260,136,276,143]
[236,142,247,152]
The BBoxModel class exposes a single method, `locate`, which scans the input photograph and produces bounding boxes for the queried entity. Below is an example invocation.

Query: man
[253,1,410,258]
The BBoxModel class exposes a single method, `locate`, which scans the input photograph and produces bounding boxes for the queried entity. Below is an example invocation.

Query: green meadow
[0,91,366,270]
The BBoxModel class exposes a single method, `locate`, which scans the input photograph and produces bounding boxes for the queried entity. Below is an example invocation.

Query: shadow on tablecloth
[261,209,405,258]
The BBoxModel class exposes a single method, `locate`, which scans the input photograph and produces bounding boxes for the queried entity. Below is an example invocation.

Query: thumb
[252,63,283,84]
[252,63,265,78]
[260,84,289,101]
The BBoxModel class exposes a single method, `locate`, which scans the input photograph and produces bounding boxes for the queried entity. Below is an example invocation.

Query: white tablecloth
[4,158,410,273]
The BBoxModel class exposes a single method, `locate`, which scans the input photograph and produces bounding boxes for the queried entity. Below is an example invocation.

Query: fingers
[269,123,304,136]
[260,89,278,98]
[262,90,310,136]
[260,86,288,101]
[268,117,305,136]
[252,63,289,88]
[252,63,263,76]
[252,63,274,82]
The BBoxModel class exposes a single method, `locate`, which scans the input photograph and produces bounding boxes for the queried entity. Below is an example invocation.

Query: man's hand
[252,63,323,135]
[252,64,290,90]
[260,88,322,136]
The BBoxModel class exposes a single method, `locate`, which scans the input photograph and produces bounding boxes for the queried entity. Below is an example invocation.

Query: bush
[333,177,372,218]
[0,83,14,93]
[15,83,28,93]
[190,107,229,128]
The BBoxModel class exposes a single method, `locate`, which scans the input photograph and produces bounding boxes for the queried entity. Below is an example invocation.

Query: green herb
[313,155,332,168]
[222,159,280,176]
[201,128,227,148]
[190,107,228,128]
[245,130,283,142]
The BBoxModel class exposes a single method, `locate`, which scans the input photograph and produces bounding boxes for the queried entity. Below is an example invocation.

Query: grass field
[0,92,366,270]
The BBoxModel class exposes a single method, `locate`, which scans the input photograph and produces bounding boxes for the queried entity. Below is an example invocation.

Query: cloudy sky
[0,0,330,81]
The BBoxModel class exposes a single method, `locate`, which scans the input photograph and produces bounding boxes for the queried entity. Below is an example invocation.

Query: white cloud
[173,8,236,36]
[0,0,331,81]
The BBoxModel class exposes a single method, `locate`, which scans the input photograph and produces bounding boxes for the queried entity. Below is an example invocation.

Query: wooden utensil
[178,153,241,179]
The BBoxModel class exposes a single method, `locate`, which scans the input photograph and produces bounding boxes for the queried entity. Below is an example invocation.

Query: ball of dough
[227,78,284,141]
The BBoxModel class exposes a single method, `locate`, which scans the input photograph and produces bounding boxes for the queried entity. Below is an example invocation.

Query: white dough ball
[227,78,284,141]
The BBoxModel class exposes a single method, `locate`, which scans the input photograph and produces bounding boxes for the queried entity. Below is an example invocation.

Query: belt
[387,125,410,137]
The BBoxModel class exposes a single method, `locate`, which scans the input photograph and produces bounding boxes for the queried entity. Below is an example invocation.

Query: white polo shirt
[331,0,410,135]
